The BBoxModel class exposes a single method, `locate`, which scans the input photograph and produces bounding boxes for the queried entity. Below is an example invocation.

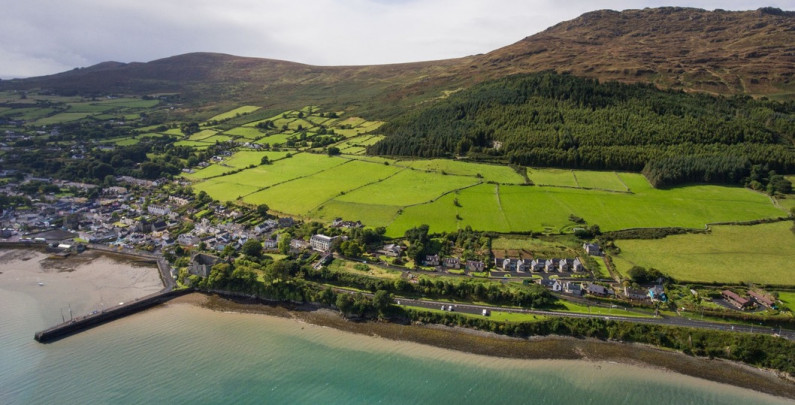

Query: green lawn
[615,221,795,285]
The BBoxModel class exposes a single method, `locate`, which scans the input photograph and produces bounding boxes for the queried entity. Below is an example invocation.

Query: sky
[1,0,792,79]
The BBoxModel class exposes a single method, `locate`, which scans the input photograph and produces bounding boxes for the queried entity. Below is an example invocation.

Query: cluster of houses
[493,256,584,273]
[721,289,778,310]
[0,173,301,255]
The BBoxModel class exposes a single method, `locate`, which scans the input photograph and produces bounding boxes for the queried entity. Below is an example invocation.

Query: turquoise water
[1,252,792,404]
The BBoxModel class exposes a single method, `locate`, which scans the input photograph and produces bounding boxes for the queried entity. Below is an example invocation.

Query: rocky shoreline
[174,292,795,400]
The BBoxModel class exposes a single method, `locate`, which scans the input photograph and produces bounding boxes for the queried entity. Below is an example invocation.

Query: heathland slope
[1,7,792,115]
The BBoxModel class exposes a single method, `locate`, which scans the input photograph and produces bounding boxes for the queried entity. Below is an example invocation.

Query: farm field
[397,159,525,184]
[242,160,400,213]
[34,112,93,125]
[208,106,260,122]
[224,126,264,139]
[192,153,347,200]
[336,169,480,207]
[614,221,795,285]
[528,168,577,187]
[384,180,784,237]
[309,200,402,228]
[188,130,218,140]
[179,106,789,239]
[573,171,628,191]
[183,151,291,180]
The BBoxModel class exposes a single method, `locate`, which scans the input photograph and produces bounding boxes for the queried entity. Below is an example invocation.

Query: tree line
[369,72,794,187]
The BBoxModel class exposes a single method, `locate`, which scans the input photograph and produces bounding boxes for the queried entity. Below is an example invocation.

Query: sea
[0,250,791,405]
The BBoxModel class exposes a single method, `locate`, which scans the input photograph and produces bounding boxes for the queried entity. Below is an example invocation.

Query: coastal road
[332,287,795,340]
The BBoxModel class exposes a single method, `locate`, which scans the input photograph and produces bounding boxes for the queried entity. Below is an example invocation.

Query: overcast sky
[1,0,791,79]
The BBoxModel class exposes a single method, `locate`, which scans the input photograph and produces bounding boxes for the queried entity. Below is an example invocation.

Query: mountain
[465,7,795,98]
[2,7,793,115]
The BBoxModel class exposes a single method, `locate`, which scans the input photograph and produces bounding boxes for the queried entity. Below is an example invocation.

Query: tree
[336,293,354,316]
[180,122,200,135]
[373,290,392,315]
[327,147,341,156]
[256,204,270,217]
[278,236,291,254]
[260,155,270,165]
[242,239,263,258]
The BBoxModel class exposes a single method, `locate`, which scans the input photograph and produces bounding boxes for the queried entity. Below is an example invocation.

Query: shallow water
[0,251,791,404]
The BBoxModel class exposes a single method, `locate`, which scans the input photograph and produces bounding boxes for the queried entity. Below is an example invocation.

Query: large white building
[310,234,339,252]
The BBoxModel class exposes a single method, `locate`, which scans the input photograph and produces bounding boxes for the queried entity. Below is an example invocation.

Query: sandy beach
[0,249,163,326]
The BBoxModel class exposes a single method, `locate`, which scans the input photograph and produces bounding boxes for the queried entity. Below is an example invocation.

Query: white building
[310,234,338,252]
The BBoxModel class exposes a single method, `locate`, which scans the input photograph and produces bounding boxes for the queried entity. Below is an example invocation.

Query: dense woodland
[370,72,795,187]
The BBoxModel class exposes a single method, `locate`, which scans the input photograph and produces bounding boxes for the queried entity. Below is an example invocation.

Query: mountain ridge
[2,7,793,115]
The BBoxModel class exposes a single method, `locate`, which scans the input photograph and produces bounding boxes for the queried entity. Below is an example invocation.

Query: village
[1,169,783,317]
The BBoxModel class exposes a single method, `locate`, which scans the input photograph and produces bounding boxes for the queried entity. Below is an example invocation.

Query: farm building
[722,290,752,309]
[749,291,776,309]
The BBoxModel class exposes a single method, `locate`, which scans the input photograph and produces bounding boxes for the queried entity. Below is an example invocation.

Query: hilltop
[464,7,795,98]
[1,7,793,115]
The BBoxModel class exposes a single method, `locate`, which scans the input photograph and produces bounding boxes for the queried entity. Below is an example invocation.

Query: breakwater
[34,289,193,343]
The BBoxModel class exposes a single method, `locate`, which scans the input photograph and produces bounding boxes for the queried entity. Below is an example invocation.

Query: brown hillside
[466,7,795,98]
[1,7,792,114]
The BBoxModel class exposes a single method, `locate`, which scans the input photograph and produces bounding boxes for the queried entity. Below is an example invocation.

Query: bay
[0,250,791,404]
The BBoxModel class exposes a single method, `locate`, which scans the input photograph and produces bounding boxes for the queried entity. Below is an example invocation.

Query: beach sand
[0,249,163,326]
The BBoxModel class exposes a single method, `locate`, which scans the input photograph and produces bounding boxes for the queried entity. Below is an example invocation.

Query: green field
[777,291,795,312]
[223,126,264,139]
[34,112,93,125]
[201,135,235,144]
[193,153,348,200]
[187,147,787,236]
[309,200,402,227]
[336,169,480,207]
[183,151,291,180]
[244,160,400,214]
[573,171,628,191]
[615,221,795,285]
[208,106,261,121]
[256,133,294,146]
[385,179,784,236]
[398,159,525,184]
[529,168,577,187]
[188,130,218,141]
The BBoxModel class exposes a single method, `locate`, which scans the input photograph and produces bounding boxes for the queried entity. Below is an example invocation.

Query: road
[332,287,795,340]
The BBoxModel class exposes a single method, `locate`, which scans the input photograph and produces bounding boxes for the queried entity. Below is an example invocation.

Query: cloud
[0,0,790,78]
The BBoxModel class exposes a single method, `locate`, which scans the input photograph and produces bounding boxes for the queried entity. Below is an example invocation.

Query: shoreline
[172,292,795,400]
